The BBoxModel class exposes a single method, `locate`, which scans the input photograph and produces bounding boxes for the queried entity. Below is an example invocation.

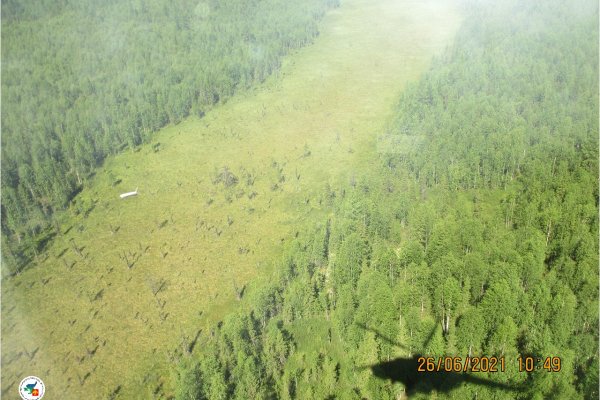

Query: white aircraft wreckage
[119,187,138,199]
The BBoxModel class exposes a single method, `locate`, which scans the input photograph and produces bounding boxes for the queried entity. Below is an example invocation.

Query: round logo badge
[18,376,45,400]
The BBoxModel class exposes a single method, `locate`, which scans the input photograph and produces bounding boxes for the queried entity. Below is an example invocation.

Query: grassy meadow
[1,0,461,397]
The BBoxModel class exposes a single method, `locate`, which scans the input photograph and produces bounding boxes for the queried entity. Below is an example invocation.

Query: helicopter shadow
[356,322,520,397]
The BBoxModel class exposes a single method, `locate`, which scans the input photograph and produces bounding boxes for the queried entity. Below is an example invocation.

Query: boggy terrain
[1,0,461,397]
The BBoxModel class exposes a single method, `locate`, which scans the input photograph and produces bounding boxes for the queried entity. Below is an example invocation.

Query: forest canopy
[170,0,599,398]
[1,0,597,398]
[1,0,339,269]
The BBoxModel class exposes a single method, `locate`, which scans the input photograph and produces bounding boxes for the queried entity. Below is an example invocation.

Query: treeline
[0,0,339,269]
[390,0,598,191]
[171,0,598,398]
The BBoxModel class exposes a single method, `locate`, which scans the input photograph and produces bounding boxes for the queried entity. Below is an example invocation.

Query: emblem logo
[19,376,45,399]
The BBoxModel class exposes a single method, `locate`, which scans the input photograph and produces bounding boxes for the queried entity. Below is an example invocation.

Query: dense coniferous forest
[172,0,599,398]
[2,0,597,398]
[1,0,338,270]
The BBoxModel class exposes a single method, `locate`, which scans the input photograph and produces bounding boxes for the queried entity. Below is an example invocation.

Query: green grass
[1,0,461,397]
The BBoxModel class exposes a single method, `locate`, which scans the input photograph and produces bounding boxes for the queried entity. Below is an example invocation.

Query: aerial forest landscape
[1,0,598,398]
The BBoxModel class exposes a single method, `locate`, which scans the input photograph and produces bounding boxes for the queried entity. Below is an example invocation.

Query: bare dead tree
[119,250,137,269]
[232,279,246,301]
[180,333,191,356]
[187,329,202,354]
[62,258,74,270]
[109,223,119,235]
[69,238,85,259]
[147,277,167,297]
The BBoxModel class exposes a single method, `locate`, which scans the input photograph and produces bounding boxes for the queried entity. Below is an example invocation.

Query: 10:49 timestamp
[518,356,561,372]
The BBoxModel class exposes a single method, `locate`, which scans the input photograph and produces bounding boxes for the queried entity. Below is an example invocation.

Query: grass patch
[0,0,461,397]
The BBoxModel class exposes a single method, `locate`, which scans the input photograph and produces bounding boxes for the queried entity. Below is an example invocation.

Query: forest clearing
[1,0,463,397]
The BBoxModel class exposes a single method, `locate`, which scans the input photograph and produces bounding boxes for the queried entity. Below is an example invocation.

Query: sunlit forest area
[172,1,599,399]
[1,0,598,399]
[1,0,338,269]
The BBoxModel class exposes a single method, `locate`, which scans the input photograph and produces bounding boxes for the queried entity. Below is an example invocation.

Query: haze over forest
[1,0,598,399]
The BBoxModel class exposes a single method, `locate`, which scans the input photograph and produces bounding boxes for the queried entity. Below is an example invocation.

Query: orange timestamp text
[417,356,506,373]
